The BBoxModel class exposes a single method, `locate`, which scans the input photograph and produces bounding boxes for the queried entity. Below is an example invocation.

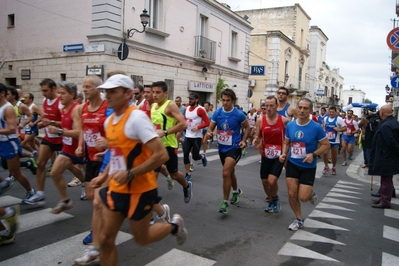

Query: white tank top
[185,106,205,138]
[0,102,18,141]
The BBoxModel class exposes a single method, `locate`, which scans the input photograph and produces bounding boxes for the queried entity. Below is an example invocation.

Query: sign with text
[250,65,265,76]
[188,81,216,93]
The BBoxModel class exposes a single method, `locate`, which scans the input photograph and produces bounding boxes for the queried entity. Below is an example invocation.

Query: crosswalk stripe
[334,184,364,190]
[384,209,399,219]
[326,192,361,199]
[321,197,358,205]
[278,242,338,262]
[237,155,261,166]
[382,252,399,266]
[383,225,399,243]
[305,218,349,231]
[316,203,355,212]
[0,231,131,266]
[145,248,216,266]
[290,230,346,245]
[309,210,353,220]
[0,195,22,206]
[330,188,362,194]
[337,180,363,186]
[391,198,399,205]
[17,208,73,233]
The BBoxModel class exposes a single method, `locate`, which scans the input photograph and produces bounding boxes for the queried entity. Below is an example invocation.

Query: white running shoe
[74,246,100,265]
[171,213,188,245]
[68,176,82,187]
[157,204,171,223]
[288,218,304,231]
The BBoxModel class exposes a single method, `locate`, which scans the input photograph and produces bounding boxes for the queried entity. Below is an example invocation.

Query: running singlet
[343,119,356,135]
[277,103,291,118]
[285,120,327,168]
[151,100,178,148]
[324,116,339,143]
[22,104,38,133]
[82,100,107,161]
[43,97,62,144]
[211,107,247,153]
[185,106,205,138]
[61,102,79,156]
[141,101,151,118]
[106,106,157,195]
[247,113,256,128]
[261,115,285,159]
[13,101,22,122]
[0,102,18,141]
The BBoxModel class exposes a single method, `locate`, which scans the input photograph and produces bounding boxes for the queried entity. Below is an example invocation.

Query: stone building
[0,0,252,108]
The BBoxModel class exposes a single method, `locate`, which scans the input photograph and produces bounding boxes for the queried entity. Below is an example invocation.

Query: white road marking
[305,218,349,231]
[321,197,358,205]
[334,184,364,190]
[337,180,363,186]
[316,203,355,212]
[384,209,399,219]
[309,210,353,220]
[326,192,361,199]
[382,252,399,266]
[278,242,338,262]
[383,225,399,243]
[290,230,346,245]
[330,188,362,194]
[145,248,216,266]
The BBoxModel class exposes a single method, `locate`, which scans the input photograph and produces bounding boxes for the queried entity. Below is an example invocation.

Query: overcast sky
[226,0,394,106]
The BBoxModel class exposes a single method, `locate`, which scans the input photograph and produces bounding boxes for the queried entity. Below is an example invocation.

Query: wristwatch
[163,130,168,136]
[127,170,135,182]
[50,120,55,126]
[312,153,318,158]
[57,128,63,136]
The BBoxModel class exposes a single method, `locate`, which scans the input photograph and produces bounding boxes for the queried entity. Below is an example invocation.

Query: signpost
[250,65,265,76]
[63,43,84,52]
[117,43,129,61]
[391,75,399,89]
[386,27,399,51]
[85,44,105,53]
[316,88,325,95]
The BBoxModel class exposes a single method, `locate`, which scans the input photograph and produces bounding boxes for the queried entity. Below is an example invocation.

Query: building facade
[0,0,252,108]
[341,86,366,117]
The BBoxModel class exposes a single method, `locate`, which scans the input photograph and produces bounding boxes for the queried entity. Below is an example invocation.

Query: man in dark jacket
[369,105,399,208]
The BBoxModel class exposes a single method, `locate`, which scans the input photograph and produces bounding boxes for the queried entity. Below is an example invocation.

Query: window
[8,14,15,27]
[149,0,159,29]
[60,73,66,81]
[200,15,207,37]
[230,31,237,57]
[131,75,143,86]
[348,96,353,104]
[165,79,174,100]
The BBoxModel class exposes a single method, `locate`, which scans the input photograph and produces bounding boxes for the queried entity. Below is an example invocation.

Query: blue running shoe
[185,173,192,181]
[273,196,280,213]
[201,153,207,167]
[264,200,274,213]
[83,230,93,245]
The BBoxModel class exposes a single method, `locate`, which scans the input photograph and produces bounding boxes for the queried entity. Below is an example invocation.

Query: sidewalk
[346,151,399,191]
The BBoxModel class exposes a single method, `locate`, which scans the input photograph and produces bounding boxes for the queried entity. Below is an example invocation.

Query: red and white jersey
[185,105,207,138]
[43,97,62,144]
[61,102,79,156]
[343,118,359,135]
[82,100,107,161]
[260,115,285,158]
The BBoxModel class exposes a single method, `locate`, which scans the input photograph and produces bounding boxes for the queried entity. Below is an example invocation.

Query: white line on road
[309,210,353,220]
[278,242,338,262]
[383,225,399,243]
[316,202,355,212]
[145,248,216,266]
[290,230,346,245]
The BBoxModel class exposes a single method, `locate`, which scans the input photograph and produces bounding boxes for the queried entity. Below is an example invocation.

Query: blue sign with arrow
[63,43,84,52]
[391,75,399,89]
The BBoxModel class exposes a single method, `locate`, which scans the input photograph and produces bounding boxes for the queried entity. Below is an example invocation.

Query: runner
[279,98,330,231]
[151,81,193,203]
[341,110,359,166]
[322,106,346,175]
[247,107,257,147]
[20,93,43,154]
[202,101,213,153]
[205,88,250,214]
[253,96,290,213]
[182,92,209,181]
[276,87,297,119]
[95,74,188,265]
[46,81,85,214]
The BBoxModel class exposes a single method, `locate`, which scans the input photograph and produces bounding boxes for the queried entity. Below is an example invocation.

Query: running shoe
[184,173,192,181]
[0,233,15,246]
[331,167,337,175]
[31,150,38,159]
[201,153,207,167]
[165,177,174,190]
[219,201,229,214]
[68,176,82,187]
[310,190,318,205]
[21,189,36,205]
[150,217,155,225]
[80,186,87,201]
[171,213,188,245]
[189,164,194,172]
[156,204,171,223]
[5,174,15,182]
[272,196,281,213]
[322,167,330,175]
[348,154,353,160]
[0,179,14,196]
[27,157,38,175]
[22,192,45,206]
[183,181,193,203]
[288,218,304,231]
[264,200,274,213]
[51,199,73,214]
[74,246,100,265]
[5,205,20,235]
[46,165,52,174]
[230,188,243,205]
[83,231,93,245]
[328,158,332,163]
[342,161,347,166]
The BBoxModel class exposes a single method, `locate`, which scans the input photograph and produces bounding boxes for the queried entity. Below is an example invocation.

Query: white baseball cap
[96,74,134,90]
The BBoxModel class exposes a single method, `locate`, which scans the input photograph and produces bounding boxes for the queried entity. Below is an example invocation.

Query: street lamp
[386,84,391,94]
[277,74,289,86]
[126,9,150,38]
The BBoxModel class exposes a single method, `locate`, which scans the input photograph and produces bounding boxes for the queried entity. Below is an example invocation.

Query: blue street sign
[250,65,265,76]
[63,43,84,52]
[391,75,399,89]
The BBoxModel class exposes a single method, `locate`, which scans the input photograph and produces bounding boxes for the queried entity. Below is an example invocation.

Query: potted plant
[199,49,207,58]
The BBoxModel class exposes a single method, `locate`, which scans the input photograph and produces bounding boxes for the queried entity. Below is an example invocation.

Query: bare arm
[18,104,33,128]
[158,102,187,137]
[0,106,17,135]
[74,105,84,157]
[29,104,44,127]
[240,120,250,148]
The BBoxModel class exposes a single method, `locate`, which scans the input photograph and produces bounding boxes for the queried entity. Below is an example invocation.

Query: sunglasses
[261,108,266,110]
[134,92,140,95]
[277,92,287,95]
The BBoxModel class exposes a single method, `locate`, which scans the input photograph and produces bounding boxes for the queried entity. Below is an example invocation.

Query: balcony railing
[194,35,216,64]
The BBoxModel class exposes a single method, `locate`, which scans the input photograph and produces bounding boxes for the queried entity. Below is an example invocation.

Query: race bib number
[84,131,101,147]
[217,130,233,145]
[264,144,281,159]
[346,128,352,134]
[186,118,193,128]
[63,136,72,146]
[326,131,336,140]
[290,142,306,159]
[109,147,127,174]
[154,124,161,130]
[45,127,59,138]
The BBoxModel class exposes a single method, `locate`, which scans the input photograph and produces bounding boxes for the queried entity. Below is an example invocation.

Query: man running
[202,101,214,153]
[96,74,188,265]
[47,82,85,214]
[205,88,250,214]
[279,98,330,231]
[276,87,297,119]
[341,110,359,166]
[253,96,290,213]
[133,84,145,108]
[322,106,346,175]
[247,107,257,147]
[183,92,209,181]
[20,92,43,154]
[151,81,192,203]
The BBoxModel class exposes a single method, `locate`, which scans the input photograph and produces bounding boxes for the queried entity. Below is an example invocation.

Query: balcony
[327,96,340,106]
[194,36,216,64]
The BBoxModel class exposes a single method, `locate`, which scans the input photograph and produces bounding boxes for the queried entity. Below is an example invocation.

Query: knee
[37,159,46,168]
[298,193,309,202]
[288,190,297,199]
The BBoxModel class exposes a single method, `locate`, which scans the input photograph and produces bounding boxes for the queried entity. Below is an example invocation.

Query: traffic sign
[391,75,399,88]
[316,88,325,95]
[63,43,84,52]
[117,43,129,61]
[85,44,105,53]
[386,27,399,51]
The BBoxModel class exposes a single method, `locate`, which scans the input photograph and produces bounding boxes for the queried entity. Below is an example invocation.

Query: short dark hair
[7,87,19,100]
[278,87,289,96]
[298,98,313,110]
[27,93,34,101]
[266,96,278,104]
[0,83,7,95]
[204,101,210,106]
[321,107,326,112]
[40,78,57,89]
[329,106,337,111]
[221,88,237,101]
[134,85,144,92]
[152,81,168,92]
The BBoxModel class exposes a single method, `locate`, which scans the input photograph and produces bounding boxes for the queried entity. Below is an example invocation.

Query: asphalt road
[0,144,398,266]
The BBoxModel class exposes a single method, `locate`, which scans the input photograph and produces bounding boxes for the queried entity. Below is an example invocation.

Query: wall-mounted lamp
[386,84,391,94]
[126,9,150,39]
[202,66,208,73]
[277,74,289,86]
